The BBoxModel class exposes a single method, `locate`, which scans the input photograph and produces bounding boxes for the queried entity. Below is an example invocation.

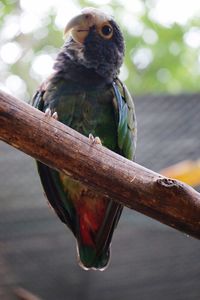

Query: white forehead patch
[81,7,112,23]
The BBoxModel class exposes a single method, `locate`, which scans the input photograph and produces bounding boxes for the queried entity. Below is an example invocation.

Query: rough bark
[0,90,200,239]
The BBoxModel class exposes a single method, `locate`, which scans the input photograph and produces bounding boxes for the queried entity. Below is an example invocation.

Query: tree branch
[0,90,200,239]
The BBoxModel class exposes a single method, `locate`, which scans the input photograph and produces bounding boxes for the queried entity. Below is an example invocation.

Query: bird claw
[89,133,102,145]
[44,108,51,117]
[44,108,58,120]
[52,112,58,120]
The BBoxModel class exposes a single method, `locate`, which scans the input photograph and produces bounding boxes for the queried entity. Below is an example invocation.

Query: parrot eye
[99,23,113,39]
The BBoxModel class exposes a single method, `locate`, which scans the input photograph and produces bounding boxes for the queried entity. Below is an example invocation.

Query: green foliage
[0,0,199,100]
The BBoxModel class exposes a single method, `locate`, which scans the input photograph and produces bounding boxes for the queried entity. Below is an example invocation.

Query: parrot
[32,7,137,271]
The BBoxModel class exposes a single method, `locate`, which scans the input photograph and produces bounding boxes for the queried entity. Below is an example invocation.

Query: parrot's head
[62,7,125,82]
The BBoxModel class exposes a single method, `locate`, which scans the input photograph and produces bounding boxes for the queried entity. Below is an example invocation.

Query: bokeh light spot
[142,29,158,45]
[31,54,54,79]
[5,75,27,99]
[132,48,154,70]
[169,42,181,56]
[184,27,200,49]
[0,42,22,64]
[149,0,200,26]
[119,64,129,81]
[157,68,171,83]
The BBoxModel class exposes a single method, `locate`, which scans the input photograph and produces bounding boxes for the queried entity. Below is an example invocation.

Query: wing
[112,78,137,160]
[32,81,77,235]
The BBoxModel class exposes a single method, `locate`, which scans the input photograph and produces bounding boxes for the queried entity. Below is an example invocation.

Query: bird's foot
[44,108,58,120]
[89,133,102,145]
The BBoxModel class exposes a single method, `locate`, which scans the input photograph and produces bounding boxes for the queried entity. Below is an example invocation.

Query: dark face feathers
[54,10,125,85]
[83,20,125,79]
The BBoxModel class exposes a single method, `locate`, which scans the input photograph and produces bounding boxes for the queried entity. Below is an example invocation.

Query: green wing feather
[112,78,137,160]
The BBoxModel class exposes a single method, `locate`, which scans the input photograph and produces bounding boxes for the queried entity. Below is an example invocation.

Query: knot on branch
[157,177,178,189]
[156,177,186,196]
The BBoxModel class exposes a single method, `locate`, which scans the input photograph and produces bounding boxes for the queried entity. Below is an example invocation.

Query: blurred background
[0,0,200,299]
[0,0,200,98]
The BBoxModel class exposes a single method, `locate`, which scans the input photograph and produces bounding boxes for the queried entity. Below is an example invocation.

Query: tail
[75,200,122,271]
[77,243,110,271]
[36,162,122,271]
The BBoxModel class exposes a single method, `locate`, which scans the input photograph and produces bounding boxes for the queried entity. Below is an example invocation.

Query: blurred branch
[0,90,200,239]
[14,287,42,300]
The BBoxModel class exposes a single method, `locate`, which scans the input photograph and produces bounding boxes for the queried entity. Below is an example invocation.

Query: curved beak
[64,13,94,43]
[64,8,111,43]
